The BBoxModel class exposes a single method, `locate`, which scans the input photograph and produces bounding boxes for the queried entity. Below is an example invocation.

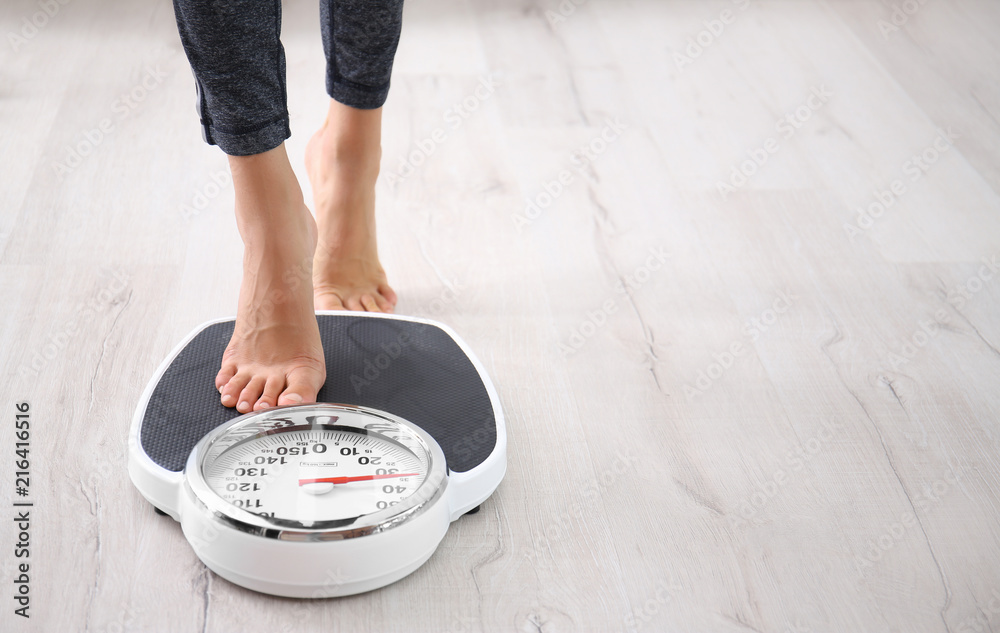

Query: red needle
[298,473,419,486]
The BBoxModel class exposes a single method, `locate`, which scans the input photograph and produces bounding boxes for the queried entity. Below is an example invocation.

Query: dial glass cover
[188,405,446,533]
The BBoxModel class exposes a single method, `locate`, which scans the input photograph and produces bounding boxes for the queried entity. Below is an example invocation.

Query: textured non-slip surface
[139,315,497,473]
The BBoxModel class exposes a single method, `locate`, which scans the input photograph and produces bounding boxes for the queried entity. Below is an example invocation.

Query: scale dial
[186,404,448,538]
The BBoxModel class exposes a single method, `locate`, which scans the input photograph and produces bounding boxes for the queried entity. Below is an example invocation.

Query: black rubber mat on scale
[139,315,497,473]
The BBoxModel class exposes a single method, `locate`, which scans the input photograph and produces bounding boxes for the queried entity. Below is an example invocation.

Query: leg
[173,0,290,156]
[306,0,404,312]
[173,0,326,411]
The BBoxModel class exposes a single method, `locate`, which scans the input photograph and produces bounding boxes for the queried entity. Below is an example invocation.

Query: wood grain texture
[1,0,999,631]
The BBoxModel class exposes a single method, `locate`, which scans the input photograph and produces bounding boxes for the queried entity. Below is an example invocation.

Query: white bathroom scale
[127,311,506,597]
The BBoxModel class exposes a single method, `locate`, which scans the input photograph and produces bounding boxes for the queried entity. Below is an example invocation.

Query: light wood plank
[1,0,999,631]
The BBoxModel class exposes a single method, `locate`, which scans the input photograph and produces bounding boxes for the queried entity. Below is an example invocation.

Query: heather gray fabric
[172,0,404,156]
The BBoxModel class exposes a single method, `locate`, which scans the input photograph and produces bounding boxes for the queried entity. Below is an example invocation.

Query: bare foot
[305,100,397,313]
[215,144,327,413]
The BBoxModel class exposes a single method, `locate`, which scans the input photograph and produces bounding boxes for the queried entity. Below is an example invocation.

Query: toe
[278,365,325,406]
[221,371,252,408]
[316,290,346,311]
[237,375,267,413]
[216,361,238,393]
[344,295,364,311]
[277,392,304,406]
[379,284,398,309]
[374,293,394,313]
[360,294,381,312]
[255,375,284,411]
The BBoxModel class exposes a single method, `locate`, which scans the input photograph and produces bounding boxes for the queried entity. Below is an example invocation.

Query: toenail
[285,393,303,404]
[259,402,271,410]
[221,394,234,405]
[238,401,249,410]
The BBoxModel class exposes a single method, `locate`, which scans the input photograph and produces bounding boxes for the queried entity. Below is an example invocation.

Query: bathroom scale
[127,311,506,597]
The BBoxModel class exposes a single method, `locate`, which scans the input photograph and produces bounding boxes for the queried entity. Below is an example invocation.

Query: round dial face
[187,405,446,534]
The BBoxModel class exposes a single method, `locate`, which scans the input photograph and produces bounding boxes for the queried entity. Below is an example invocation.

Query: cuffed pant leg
[172,0,290,156]
[321,0,405,110]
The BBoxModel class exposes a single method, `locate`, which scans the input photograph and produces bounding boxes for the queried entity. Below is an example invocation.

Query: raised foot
[305,101,398,314]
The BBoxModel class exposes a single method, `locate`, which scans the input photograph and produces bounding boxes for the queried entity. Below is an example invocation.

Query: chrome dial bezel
[184,403,448,541]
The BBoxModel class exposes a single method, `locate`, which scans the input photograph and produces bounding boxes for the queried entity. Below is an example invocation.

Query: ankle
[229,145,309,231]
[232,146,303,201]
[230,143,296,179]
[315,131,381,179]
[312,100,383,177]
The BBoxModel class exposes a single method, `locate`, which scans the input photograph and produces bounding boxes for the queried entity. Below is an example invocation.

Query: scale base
[204,549,439,599]
[129,312,508,596]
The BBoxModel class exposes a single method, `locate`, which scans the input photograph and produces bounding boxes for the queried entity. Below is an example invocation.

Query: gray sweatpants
[172,0,405,156]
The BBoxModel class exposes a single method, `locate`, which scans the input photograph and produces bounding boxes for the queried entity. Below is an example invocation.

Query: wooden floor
[2,0,1000,630]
